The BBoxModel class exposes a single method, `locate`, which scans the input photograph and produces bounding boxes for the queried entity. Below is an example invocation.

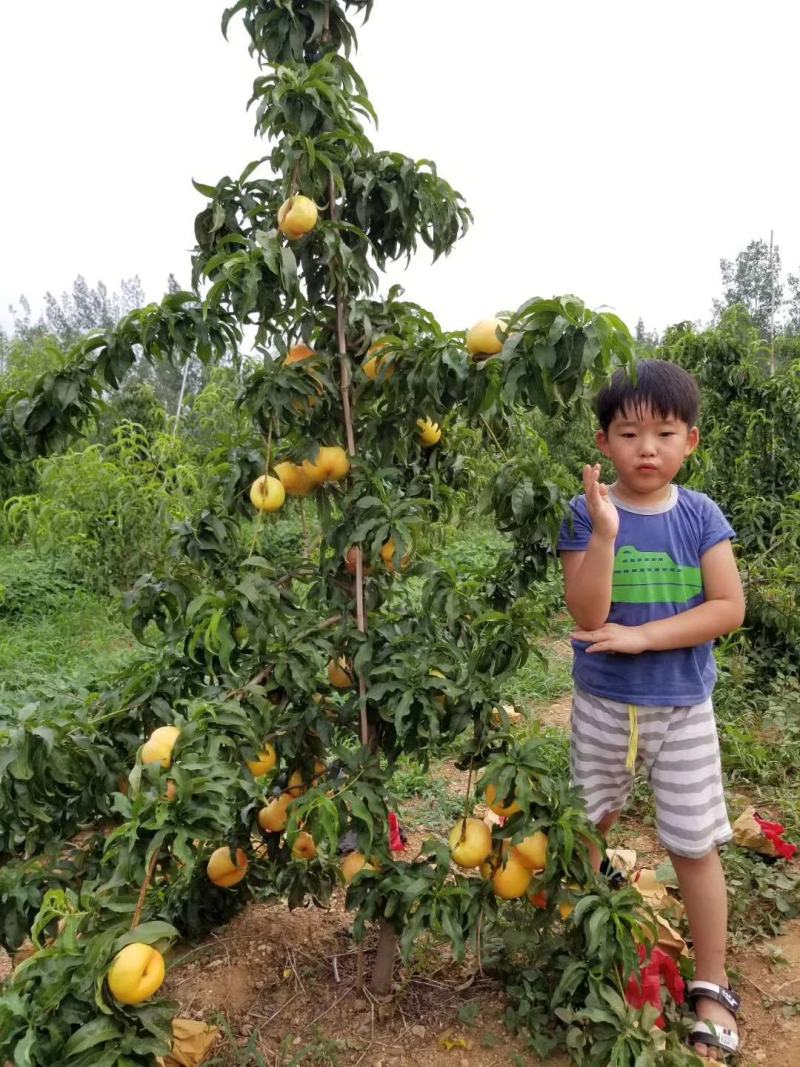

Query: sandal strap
[687,980,741,1015]
[688,1020,740,1055]
[599,856,626,889]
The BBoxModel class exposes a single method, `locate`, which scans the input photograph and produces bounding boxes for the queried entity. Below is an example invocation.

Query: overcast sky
[1,0,797,340]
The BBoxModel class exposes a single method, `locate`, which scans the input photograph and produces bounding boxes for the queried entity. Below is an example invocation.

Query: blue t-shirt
[557,484,735,706]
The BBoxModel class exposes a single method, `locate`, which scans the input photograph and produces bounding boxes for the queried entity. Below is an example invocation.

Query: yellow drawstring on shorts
[626,704,639,772]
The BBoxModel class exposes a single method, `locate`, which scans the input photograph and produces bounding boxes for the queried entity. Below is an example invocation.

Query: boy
[558,359,745,1062]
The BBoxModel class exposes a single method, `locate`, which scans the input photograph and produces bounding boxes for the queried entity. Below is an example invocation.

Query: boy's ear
[684,425,700,456]
[595,429,612,457]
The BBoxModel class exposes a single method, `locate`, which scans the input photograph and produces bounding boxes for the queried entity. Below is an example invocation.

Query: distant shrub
[0,548,79,618]
[1,423,197,592]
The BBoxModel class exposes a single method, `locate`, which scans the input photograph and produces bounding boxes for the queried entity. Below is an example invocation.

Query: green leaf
[113,921,178,952]
[458,1001,480,1027]
[63,1017,122,1057]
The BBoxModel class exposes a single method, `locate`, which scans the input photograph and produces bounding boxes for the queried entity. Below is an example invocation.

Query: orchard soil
[157,719,800,1067]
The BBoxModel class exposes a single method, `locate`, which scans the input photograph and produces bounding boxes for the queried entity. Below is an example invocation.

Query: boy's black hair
[595,359,700,432]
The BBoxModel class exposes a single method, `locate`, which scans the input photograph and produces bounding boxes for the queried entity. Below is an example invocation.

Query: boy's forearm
[565,534,616,629]
[639,598,745,651]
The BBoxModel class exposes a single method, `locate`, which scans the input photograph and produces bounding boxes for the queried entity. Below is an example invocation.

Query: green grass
[723,845,800,943]
[425,521,507,572]
[506,642,573,709]
[393,757,465,835]
[517,725,571,779]
[503,612,575,715]
[0,545,134,693]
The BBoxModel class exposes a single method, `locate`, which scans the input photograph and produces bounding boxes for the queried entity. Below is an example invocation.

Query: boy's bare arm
[573,540,745,654]
[560,463,619,630]
[561,536,616,630]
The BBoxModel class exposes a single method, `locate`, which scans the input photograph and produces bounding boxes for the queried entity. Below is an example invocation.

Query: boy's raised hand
[583,463,618,541]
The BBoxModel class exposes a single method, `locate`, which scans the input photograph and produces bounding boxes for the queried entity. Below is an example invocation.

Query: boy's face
[595,405,699,496]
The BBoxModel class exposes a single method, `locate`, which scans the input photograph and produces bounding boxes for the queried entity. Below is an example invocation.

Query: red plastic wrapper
[388,812,406,852]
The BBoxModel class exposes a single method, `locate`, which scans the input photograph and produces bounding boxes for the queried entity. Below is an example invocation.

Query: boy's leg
[569,686,633,868]
[647,697,736,1059]
[588,809,621,871]
[669,847,733,1061]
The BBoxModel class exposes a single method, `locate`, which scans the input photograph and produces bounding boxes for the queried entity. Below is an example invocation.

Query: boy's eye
[659,431,676,437]
[621,432,637,438]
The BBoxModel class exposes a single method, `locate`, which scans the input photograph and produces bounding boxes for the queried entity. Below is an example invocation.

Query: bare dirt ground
[162,871,800,1066]
[164,898,570,1067]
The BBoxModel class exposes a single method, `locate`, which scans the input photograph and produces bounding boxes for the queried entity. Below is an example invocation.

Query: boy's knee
[596,810,620,835]
[666,846,722,869]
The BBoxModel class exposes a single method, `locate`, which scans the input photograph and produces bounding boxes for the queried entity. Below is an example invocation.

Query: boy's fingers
[573,633,612,653]
[572,629,602,642]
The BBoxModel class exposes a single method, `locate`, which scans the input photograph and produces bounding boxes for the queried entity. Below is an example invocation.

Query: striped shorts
[570,685,732,859]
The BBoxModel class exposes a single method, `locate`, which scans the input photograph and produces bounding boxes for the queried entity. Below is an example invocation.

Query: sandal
[599,855,626,890]
[686,981,740,1059]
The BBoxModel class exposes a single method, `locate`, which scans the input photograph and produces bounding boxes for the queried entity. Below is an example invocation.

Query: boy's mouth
[636,464,658,473]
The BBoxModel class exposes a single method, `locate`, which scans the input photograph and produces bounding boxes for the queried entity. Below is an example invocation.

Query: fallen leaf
[439,1035,470,1051]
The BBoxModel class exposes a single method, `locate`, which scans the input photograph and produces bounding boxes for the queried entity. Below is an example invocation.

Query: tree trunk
[370,919,399,996]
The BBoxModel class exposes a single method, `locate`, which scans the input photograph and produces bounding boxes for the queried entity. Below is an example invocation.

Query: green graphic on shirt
[612,545,702,604]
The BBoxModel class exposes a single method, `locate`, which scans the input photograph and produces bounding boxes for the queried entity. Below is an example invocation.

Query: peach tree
[0,4,694,1066]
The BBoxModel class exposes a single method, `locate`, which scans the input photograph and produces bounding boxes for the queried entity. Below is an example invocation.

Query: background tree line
[0,273,208,413]
[633,235,800,348]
